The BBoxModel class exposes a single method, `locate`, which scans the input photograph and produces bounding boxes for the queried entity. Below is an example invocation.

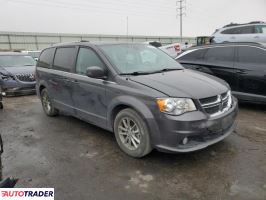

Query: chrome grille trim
[199,91,232,116]
[15,73,35,82]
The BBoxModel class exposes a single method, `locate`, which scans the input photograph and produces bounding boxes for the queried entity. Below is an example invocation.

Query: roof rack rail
[249,21,265,24]
[223,21,265,28]
[223,23,240,28]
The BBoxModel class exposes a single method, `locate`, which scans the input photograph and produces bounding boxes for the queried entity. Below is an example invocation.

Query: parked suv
[0,52,36,96]
[36,42,238,157]
[212,21,266,43]
[176,42,266,103]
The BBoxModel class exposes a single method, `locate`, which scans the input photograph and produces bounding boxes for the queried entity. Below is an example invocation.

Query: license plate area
[207,114,233,133]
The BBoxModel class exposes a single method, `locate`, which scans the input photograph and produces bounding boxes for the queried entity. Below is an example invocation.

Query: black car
[176,42,266,103]
[36,42,238,157]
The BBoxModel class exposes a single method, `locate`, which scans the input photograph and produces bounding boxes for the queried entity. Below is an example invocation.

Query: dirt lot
[0,95,265,200]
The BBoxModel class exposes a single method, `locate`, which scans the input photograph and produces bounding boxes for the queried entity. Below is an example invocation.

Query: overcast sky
[0,0,265,37]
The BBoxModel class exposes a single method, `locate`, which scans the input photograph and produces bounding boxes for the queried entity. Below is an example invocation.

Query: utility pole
[176,0,186,43]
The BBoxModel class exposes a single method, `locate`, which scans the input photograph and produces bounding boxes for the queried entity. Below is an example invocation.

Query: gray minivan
[36,42,238,157]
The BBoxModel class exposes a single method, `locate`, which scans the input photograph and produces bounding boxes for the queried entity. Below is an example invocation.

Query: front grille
[16,73,35,82]
[199,91,232,116]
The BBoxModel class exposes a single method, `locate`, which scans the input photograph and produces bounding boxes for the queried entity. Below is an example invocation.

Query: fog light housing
[182,137,188,145]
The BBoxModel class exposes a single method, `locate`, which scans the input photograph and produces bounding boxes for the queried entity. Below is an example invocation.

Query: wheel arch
[107,96,160,146]
[37,80,48,97]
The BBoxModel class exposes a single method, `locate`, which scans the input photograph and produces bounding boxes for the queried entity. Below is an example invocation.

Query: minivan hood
[129,69,229,99]
[0,65,35,75]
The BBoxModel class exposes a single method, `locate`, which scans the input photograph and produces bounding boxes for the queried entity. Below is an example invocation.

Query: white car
[212,21,266,43]
[144,41,182,58]
[22,50,41,61]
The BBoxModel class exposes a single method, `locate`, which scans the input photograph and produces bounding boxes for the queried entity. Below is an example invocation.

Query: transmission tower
[176,0,186,42]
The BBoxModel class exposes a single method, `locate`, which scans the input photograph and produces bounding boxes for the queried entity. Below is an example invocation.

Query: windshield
[100,44,183,74]
[0,55,36,67]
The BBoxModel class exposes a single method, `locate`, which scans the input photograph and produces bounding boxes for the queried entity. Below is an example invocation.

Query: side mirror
[86,66,107,79]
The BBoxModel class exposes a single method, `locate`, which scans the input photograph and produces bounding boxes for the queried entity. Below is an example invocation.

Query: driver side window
[76,47,105,75]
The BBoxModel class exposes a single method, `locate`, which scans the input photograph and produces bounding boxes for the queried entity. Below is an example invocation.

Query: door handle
[254,36,259,39]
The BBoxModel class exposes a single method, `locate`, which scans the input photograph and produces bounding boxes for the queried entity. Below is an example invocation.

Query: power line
[7,0,177,18]
[176,0,186,42]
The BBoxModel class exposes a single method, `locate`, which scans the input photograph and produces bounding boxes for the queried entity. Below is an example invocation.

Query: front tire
[114,108,152,158]
[40,88,58,116]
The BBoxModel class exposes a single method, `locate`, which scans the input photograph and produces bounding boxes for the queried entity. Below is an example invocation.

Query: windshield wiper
[120,71,152,76]
[154,68,183,73]
[120,68,182,76]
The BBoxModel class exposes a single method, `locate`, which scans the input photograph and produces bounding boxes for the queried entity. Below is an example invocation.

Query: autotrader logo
[0,188,54,200]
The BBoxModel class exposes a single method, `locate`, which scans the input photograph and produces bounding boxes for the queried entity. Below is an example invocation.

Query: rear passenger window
[76,47,105,75]
[222,28,238,34]
[53,47,76,72]
[238,46,266,64]
[238,26,255,34]
[222,26,254,34]
[204,47,234,62]
[38,48,55,68]
[178,49,206,61]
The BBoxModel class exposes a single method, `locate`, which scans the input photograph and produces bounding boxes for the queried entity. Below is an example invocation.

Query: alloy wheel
[118,117,141,151]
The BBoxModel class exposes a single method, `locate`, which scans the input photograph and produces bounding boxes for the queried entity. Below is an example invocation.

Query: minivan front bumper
[153,97,238,153]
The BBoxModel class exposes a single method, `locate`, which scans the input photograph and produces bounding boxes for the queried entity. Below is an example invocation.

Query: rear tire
[40,88,58,116]
[114,108,152,158]
[0,102,3,109]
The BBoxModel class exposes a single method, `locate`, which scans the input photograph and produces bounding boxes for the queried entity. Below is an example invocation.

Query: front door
[72,47,108,128]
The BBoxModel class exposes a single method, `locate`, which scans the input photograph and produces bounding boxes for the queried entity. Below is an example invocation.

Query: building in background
[0,31,195,51]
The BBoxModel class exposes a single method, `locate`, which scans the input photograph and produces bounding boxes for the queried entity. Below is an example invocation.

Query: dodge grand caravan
[36,42,238,157]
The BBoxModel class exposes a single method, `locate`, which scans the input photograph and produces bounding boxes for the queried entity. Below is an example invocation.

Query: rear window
[204,47,234,62]
[38,48,55,68]
[178,49,207,61]
[53,47,76,72]
[222,26,255,34]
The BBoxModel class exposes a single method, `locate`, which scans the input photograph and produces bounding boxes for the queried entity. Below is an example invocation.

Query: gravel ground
[0,95,265,200]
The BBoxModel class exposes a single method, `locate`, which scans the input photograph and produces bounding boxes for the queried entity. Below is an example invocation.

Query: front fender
[106,95,161,146]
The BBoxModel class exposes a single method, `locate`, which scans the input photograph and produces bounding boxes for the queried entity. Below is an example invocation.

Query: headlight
[2,75,11,80]
[0,73,13,81]
[156,98,196,115]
